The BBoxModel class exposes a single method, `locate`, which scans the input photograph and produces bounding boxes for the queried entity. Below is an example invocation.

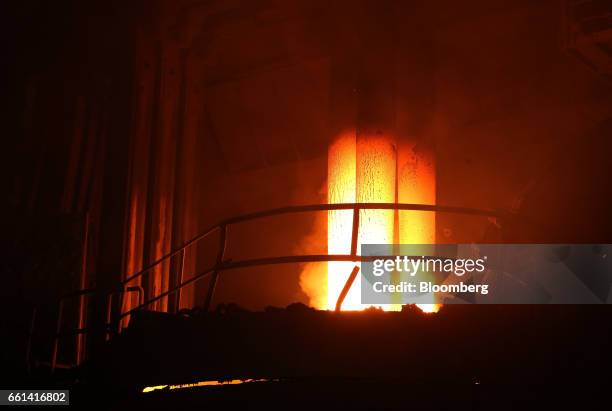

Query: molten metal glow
[327,132,357,310]
[142,379,274,393]
[399,145,439,313]
[326,132,439,312]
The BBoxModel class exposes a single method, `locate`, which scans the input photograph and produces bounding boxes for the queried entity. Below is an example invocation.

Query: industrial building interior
[2,0,612,409]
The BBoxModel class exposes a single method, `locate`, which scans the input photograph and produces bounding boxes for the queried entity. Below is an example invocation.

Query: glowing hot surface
[326,133,439,313]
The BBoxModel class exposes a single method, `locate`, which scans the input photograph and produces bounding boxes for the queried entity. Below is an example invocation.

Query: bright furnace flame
[326,132,439,313]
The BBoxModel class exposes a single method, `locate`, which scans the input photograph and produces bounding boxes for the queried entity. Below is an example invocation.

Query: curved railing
[116,202,512,319]
[48,202,515,372]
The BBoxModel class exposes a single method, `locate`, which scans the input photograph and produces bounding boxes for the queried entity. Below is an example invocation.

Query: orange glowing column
[399,145,439,312]
[327,134,438,312]
[327,133,398,310]
[398,145,436,244]
[327,133,356,310]
[355,136,397,309]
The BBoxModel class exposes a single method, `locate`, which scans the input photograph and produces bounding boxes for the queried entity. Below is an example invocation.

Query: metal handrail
[122,226,219,285]
[50,289,95,373]
[50,286,144,373]
[120,203,509,287]
[106,286,144,338]
[38,202,515,372]
[114,203,512,320]
[117,254,417,319]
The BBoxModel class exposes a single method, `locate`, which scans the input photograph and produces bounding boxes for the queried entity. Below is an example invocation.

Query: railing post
[129,285,145,306]
[51,300,64,373]
[105,293,114,341]
[335,266,360,311]
[204,224,227,312]
[172,248,185,313]
[335,206,362,311]
[350,206,360,256]
[116,286,124,333]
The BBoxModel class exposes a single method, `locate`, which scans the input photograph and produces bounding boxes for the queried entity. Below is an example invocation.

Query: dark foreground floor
[21,305,612,409]
[100,378,609,411]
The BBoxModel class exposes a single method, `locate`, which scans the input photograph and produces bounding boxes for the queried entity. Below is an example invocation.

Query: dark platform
[90,305,612,390]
